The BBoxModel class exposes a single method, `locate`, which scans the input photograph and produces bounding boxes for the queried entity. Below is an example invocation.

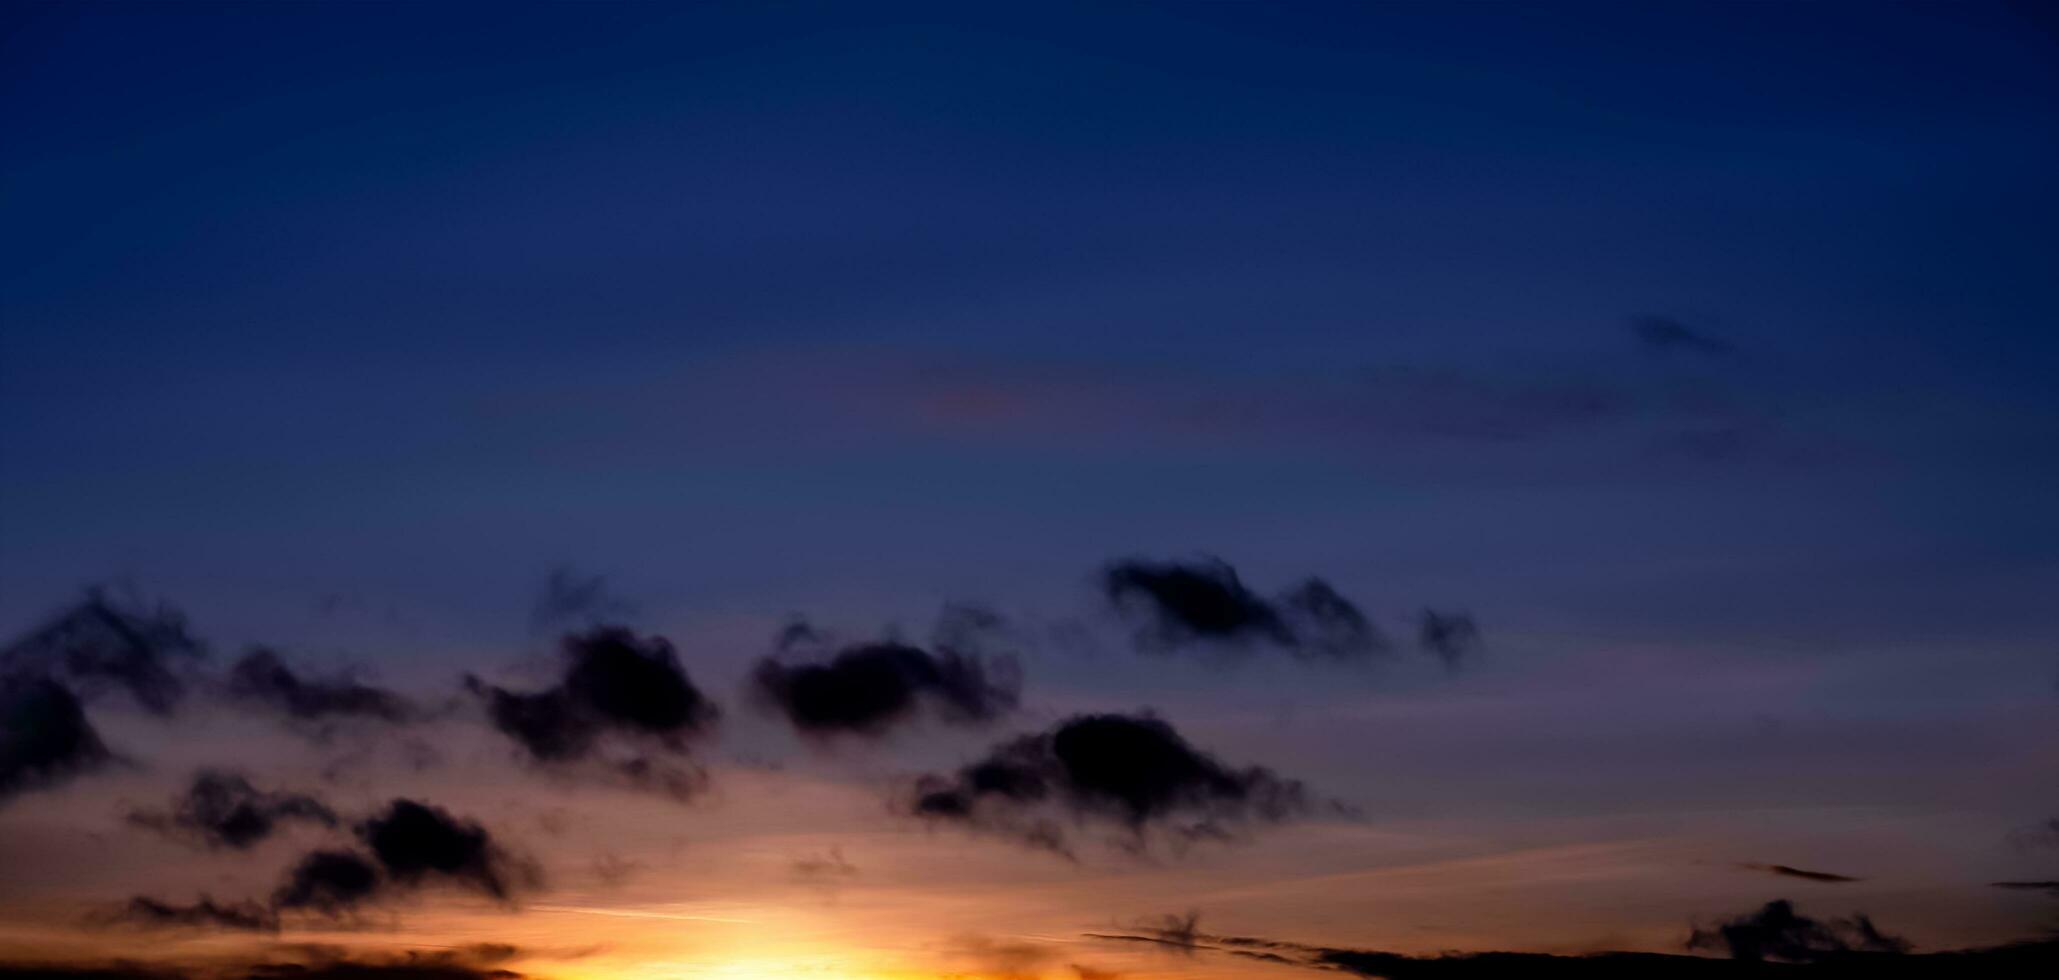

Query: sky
[3,2,2059,978]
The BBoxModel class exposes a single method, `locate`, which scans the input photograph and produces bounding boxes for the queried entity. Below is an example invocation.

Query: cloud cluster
[466,627,718,797]
[130,797,527,928]
[908,712,1313,855]
[127,770,338,850]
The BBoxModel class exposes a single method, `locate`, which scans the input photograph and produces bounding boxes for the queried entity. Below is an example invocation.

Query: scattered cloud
[752,640,1019,737]
[1416,609,1482,668]
[110,896,279,932]
[1101,558,1408,662]
[225,649,415,728]
[466,627,718,798]
[1736,863,1862,884]
[356,798,526,901]
[271,849,385,914]
[0,672,112,804]
[1687,899,1910,962]
[1,591,205,716]
[907,712,1316,856]
[529,565,634,634]
[791,846,859,882]
[127,770,338,850]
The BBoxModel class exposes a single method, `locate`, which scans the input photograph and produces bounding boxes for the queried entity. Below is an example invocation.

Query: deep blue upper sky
[3,1,2056,670]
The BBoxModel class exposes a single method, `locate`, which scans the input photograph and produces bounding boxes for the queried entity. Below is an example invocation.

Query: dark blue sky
[4,1,2057,663]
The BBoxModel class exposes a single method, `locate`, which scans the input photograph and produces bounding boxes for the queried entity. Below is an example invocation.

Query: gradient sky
[4,3,2059,979]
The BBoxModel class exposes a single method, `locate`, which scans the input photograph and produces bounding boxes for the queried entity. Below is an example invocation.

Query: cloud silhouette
[907,712,1314,855]
[1104,559,1294,647]
[112,896,278,932]
[1102,558,1408,662]
[1687,899,1909,962]
[1737,863,1862,884]
[466,627,718,797]
[0,945,528,980]
[1,673,112,803]
[225,649,414,727]
[1,592,205,716]
[261,798,527,917]
[127,770,337,849]
[356,798,521,901]
[271,849,384,914]
[752,641,1019,737]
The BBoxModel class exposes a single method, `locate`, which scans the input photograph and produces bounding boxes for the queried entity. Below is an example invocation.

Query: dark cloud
[1687,899,1909,962]
[225,649,414,727]
[243,958,519,980]
[0,964,187,980]
[1992,880,2059,894]
[1737,863,1862,884]
[113,896,279,932]
[907,712,1314,855]
[1,672,112,803]
[1102,558,1408,662]
[1104,559,1293,648]
[271,849,384,914]
[1632,314,1736,358]
[1280,580,1388,659]
[1082,911,1205,956]
[1,592,205,715]
[246,799,526,918]
[466,627,717,797]
[1417,609,1482,668]
[752,641,1019,737]
[127,770,337,849]
[529,564,633,634]
[1087,917,2056,978]
[356,799,522,901]
[0,946,526,980]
